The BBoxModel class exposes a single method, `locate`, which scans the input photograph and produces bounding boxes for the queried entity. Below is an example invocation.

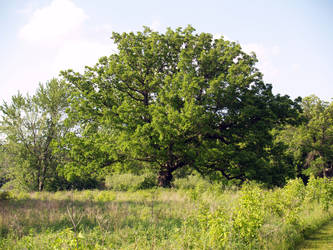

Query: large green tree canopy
[61,26,300,187]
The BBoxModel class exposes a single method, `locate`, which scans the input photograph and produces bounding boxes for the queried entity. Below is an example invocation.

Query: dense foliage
[60,26,300,187]
[0,79,70,191]
[0,25,332,250]
[277,95,333,181]
[0,26,332,191]
[190,176,333,249]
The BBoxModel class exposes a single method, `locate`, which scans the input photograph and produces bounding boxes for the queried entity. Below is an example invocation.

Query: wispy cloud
[18,0,88,46]
[1,0,116,103]
[17,0,116,74]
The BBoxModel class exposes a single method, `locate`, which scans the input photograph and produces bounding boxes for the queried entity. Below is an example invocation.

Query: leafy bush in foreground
[188,177,333,249]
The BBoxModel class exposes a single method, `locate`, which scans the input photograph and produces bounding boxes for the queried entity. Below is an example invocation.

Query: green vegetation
[0,175,332,249]
[1,26,332,192]
[0,190,11,200]
[0,79,70,191]
[60,26,300,188]
[0,26,332,249]
[277,95,333,181]
[104,172,157,191]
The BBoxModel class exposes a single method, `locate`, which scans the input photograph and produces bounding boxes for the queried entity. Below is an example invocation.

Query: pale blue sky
[1,0,332,103]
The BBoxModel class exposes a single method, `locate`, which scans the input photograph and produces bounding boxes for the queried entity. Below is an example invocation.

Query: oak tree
[62,26,300,187]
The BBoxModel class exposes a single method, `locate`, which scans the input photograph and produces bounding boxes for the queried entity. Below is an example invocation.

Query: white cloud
[1,0,117,103]
[17,0,116,74]
[18,0,88,45]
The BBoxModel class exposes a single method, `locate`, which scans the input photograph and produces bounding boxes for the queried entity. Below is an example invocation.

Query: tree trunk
[37,168,41,191]
[158,167,173,188]
[38,179,44,191]
[38,162,47,191]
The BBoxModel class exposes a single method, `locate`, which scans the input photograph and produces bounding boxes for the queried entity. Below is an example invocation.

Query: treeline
[0,26,332,191]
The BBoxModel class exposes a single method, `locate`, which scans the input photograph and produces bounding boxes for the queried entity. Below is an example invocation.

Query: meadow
[0,175,333,249]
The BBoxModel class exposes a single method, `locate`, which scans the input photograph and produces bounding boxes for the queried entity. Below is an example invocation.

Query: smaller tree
[0,79,70,191]
[277,95,333,180]
[0,142,11,187]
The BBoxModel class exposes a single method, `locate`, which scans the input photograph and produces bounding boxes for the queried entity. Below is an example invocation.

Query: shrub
[94,191,116,202]
[173,175,211,190]
[105,173,157,191]
[305,175,333,211]
[0,190,11,200]
[138,173,157,189]
[188,177,333,249]
[232,183,266,246]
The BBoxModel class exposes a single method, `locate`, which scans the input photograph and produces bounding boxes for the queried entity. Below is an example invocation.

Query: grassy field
[0,189,196,249]
[0,176,333,249]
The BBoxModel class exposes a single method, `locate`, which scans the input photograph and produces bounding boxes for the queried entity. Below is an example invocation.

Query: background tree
[62,26,300,187]
[277,95,333,181]
[0,142,11,187]
[0,79,70,191]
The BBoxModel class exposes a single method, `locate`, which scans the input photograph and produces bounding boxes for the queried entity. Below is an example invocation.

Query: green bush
[94,191,116,202]
[138,173,157,189]
[105,173,157,191]
[173,175,211,190]
[232,183,266,246]
[0,190,11,200]
[305,175,333,211]
[187,177,333,249]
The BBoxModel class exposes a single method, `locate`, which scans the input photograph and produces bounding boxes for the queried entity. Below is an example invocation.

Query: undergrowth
[0,175,332,249]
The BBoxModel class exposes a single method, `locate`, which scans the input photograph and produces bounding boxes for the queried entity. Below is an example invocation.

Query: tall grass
[0,188,191,249]
[0,175,332,249]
